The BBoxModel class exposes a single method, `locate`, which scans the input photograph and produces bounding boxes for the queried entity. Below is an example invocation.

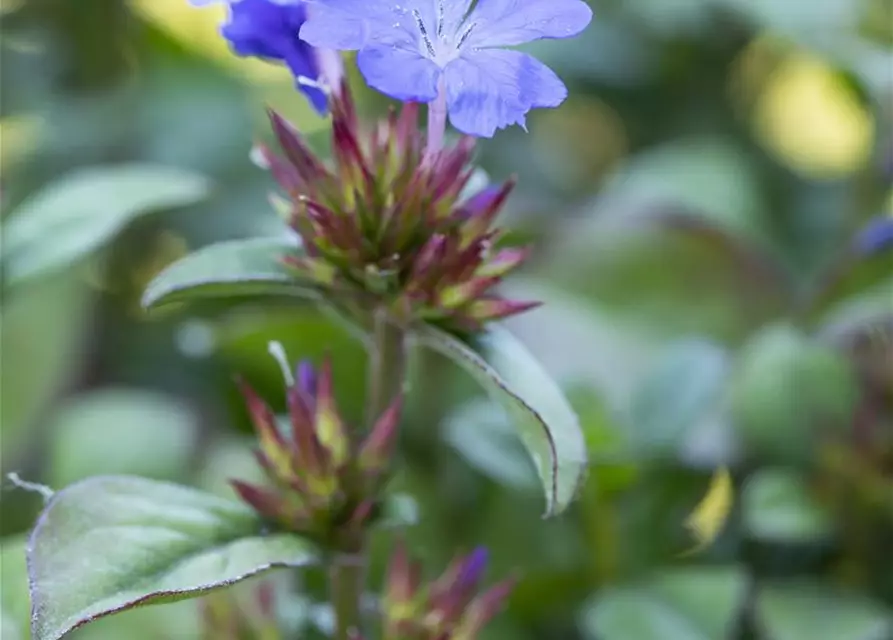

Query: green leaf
[742,469,835,543]
[47,389,198,487]
[28,476,317,640]
[628,339,729,456]
[581,566,748,640]
[0,274,90,469]
[377,493,420,529]
[1,164,211,284]
[730,323,859,461]
[443,399,540,490]
[141,236,318,312]
[755,582,893,640]
[415,324,587,516]
[1,536,29,637]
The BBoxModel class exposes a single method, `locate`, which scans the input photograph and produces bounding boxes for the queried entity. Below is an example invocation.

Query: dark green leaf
[581,566,748,640]
[415,324,587,516]
[755,583,893,640]
[141,237,317,312]
[28,476,317,640]
[2,164,211,284]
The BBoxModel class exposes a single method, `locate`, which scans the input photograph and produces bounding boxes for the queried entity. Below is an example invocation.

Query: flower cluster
[232,356,400,543]
[257,87,539,334]
[379,543,515,640]
[191,0,592,137]
[301,0,592,137]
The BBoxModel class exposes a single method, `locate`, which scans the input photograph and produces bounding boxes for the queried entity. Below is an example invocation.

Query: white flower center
[407,0,476,67]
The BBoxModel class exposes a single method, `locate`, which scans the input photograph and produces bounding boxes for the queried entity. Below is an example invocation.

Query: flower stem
[317,48,345,95]
[365,308,407,425]
[425,78,448,160]
[329,541,365,640]
[329,309,407,640]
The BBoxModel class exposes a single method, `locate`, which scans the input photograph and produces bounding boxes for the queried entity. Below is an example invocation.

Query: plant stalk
[330,308,407,640]
[425,78,448,161]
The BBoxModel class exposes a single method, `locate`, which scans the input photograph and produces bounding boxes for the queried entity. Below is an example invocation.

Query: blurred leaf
[197,437,268,500]
[755,582,893,640]
[415,324,587,516]
[377,493,420,529]
[1,536,29,637]
[547,218,787,342]
[815,277,893,344]
[581,566,748,640]
[0,274,90,468]
[1,164,211,284]
[593,138,767,244]
[742,468,834,543]
[443,399,540,490]
[808,252,893,328]
[141,236,317,312]
[28,476,317,640]
[47,388,198,487]
[715,0,859,39]
[628,339,730,457]
[731,323,860,461]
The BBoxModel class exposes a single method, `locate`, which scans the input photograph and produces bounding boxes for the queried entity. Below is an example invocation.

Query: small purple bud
[854,216,893,255]
[297,360,318,400]
[456,547,489,593]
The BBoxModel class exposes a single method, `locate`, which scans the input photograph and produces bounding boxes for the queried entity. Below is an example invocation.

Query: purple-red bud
[358,395,402,476]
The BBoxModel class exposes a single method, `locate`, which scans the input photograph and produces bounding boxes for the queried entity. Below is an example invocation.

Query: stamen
[412,9,436,57]
[456,21,477,49]
[268,340,296,387]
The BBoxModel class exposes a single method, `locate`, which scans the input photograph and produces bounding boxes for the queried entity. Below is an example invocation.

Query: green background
[1,0,892,638]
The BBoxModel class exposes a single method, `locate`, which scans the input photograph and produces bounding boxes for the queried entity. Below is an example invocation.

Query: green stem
[364,308,408,425]
[329,543,366,640]
[330,308,407,640]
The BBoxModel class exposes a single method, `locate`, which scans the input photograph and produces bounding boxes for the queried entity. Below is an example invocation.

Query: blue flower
[190,0,328,113]
[300,0,592,137]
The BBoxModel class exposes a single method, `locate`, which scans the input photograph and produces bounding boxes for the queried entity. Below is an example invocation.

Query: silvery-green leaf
[415,324,586,516]
[28,476,317,640]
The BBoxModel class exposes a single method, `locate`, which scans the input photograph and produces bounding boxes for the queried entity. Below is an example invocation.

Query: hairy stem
[330,309,407,640]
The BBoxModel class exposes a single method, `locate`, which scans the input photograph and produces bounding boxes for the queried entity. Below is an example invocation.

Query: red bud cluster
[380,543,515,640]
[254,82,539,334]
[232,358,400,543]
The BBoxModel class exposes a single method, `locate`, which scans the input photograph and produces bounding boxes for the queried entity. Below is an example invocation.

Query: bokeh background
[2,0,892,638]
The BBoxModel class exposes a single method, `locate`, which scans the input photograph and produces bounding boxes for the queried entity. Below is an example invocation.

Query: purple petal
[301,0,418,49]
[357,45,441,102]
[209,0,327,113]
[439,0,475,35]
[284,46,328,112]
[444,49,566,137]
[465,0,592,47]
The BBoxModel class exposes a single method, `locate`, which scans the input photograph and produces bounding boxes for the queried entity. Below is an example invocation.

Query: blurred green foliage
[1,0,892,638]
